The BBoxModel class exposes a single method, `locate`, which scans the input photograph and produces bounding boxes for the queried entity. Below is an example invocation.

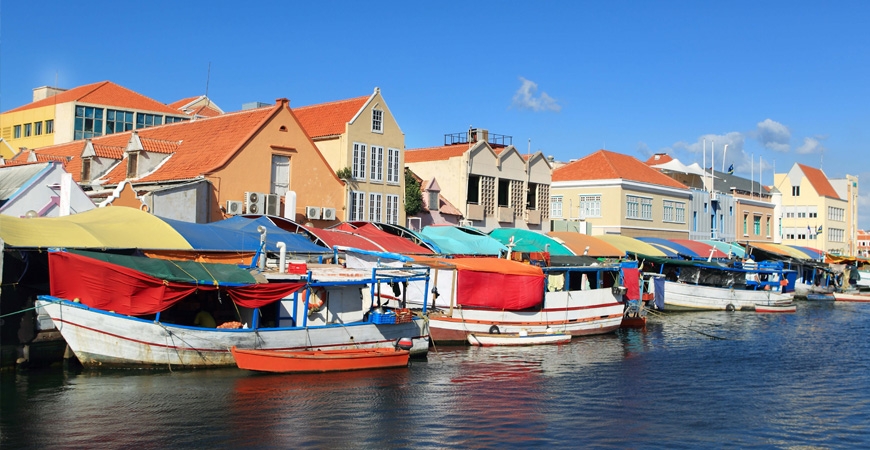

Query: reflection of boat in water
[231,346,410,373]
[37,250,431,368]
[467,330,572,347]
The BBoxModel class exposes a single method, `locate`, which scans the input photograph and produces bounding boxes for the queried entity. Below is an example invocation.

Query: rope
[0,298,63,319]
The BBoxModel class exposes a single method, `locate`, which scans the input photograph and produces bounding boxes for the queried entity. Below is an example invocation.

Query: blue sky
[2,1,868,226]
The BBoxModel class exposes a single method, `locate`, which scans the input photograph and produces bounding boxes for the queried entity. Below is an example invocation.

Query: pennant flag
[817,225,823,233]
[727,164,734,175]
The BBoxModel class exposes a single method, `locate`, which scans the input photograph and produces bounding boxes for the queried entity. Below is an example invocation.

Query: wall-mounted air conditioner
[245,191,266,214]
[305,206,321,220]
[226,200,244,215]
[265,194,280,216]
[322,207,336,221]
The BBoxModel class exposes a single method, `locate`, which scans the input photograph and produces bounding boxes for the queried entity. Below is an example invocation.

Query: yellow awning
[0,206,193,249]
[594,235,667,258]
[546,232,624,258]
[749,242,812,260]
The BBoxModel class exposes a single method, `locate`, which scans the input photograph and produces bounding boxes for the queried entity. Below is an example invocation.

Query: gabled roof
[644,153,673,165]
[405,143,472,163]
[422,178,463,216]
[32,102,282,185]
[91,143,125,159]
[4,81,182,115]
[552,149,688,189]
[169,95,224,117]
[293,95,369,138]
[798,163,839,199]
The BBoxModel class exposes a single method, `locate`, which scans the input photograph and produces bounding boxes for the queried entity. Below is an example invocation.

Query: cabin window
[372,109,383,133]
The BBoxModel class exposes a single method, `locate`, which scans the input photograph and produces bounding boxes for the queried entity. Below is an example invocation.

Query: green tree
[404,168,423,216]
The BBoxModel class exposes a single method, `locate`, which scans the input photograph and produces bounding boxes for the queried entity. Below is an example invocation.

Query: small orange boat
[231,346,410,373]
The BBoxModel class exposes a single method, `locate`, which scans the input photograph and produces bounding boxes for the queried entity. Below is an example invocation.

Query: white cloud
[672,132,745,163]
[511,77,561,112]
[796,136,827,155]
[754,119,791,152]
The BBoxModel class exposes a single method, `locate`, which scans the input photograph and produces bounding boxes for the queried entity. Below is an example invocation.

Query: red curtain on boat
[456,270,544,310]
[48,252,305,315]
[622,268,641,301]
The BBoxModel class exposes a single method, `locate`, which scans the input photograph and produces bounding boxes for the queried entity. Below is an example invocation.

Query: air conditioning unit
[265,194,280,216]
[305,206,321,220]
[322,207,336,221]
[245,191,266,214]
[226,200,244,215]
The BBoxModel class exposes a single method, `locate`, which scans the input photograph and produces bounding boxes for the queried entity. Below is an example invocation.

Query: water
[3,301,869,449]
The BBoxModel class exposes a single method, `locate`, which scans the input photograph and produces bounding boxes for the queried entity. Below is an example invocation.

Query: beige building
[774,163,855,256]
[404,128,552,232]
[551,150,691,238]
[293,88,405,225]
[831,174,860,256]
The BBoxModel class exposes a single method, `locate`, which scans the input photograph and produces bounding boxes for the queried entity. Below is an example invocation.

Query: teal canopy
[701,240,746,259]
[488,228,574,256]
[419,226,509,256]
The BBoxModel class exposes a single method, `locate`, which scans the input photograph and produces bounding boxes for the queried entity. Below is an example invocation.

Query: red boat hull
[231,347,410,373]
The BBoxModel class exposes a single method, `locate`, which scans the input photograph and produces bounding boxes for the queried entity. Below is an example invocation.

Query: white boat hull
[833,292,870,302]
[427,288,624,343]
[37,298,430,368]
[467,332,572,346]
[663,281,792,311]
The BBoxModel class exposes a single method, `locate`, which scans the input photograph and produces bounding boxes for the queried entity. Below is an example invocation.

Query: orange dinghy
[231,346,410,373]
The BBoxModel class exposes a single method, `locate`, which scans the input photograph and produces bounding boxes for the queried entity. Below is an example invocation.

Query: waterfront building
[293,88,406,225]
[857,229,870,257]
[405,169,464,229]
[0,161,95,217]
[774,163,855,256]
[551,150,690,238]
[405,128,552,232]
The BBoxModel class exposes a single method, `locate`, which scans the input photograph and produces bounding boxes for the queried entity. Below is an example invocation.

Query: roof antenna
[204,62,212,113]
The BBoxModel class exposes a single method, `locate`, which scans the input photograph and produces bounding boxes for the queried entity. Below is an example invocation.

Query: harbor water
[2,301,869,448]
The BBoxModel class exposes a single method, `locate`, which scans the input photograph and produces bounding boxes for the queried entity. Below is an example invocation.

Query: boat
[833,291,870,302]
[467,330,572,347]
[230,346,410,373]
[35,249,431,368]
[755,302,797,313]
[805,292,836,301]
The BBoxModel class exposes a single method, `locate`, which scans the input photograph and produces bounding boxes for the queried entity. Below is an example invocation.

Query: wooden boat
[36,251,432,368]
[231,346,410,373]
[467,331,572,347]
[833,291,870,302]
[755,302,797,313]
[805,293,836,301]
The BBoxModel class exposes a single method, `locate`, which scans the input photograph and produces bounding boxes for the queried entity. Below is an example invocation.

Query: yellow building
[551,150,691,238]
[0,81,189,155]
[293,88,406,225]
[774,163,854,256]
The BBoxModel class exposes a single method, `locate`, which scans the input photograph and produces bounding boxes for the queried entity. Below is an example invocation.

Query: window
[165,116,188,124]
[676,202,686,223]
[350,191,365,221]
[626,195,640,219]
[386,194,399,224]
[81,158,91,182]
[126,152,139,178]
[580,195,601,218]
[136,113,163,129]
[369,193,382,222]
[270,155,290,197]
[792,186,800,196]
[372,109,383,133]
[370,146,384,182]
[45,119,54,134]
[526,183,538,210]
[386,148,400,184]
[467,175,480,204]
[497,179,511,207]
[75,106,104,140]
[828,206,844,221]
[551,196,563,218]
[24,123,32,137]
[766,217,771,237]
[428,191,439,211]
[629,196,653,220]
[352,143,367,179]
[34,121,42,136]
[809,212,817,218]
[106,110,134,134]
[754,215,761,235]
[743,214,748,235]
[13,125,21,139]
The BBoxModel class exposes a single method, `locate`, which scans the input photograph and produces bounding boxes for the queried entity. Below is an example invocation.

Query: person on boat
[193,304,216,328]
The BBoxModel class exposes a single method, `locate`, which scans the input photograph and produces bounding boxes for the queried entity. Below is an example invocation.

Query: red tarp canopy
[414,256,544,310]
[306,228,383,251]
[352,223,433,254]
[669,239,728,259]
[48,252,304,316]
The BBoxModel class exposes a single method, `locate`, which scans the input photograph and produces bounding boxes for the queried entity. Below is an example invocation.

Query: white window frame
[675,202,686,223]
[387,148,400,184]
[386,194,399,225]
[372,109,383,133]
[352,143,367,180]
[370,145,384,182]
[579,194,601,218]
[350,191,365,221]
[369,193,383,222]
[551,196,563,218]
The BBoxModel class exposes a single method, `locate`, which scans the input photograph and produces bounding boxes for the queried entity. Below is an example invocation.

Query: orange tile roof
[92,144,125,159]
[552,149,688,189]
[798,163,839,199]
[4,81,182,115]
[167,96,200,109]
[404,143,471,163]
[169,96,223,117]
[644,153,673,165]
[33,104,280,185]
[293,95,369,138]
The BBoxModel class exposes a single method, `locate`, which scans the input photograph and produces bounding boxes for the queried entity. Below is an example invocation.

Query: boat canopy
[48,250,305,316]
[595,235,667,258]
[0,206,192,250]
[668,239,728,259]
[344,223,433,254]
[413,256,544,309]
[635,237,684,258]
[488,228,574,256]
[419,226,508,256]
[749,242,814,260]
[789,245,825,260]
[701,240,746,259]
[545,232,624,258]
[161,216,329,254]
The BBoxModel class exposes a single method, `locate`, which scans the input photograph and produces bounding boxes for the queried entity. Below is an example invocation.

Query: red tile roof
[92,144,125,159]
[293,95,369,138]
[644,153,673,165]
[404,143,471,163]
[4,81,182,115]
[33,104,281,185]
[167,96,200,109]
[552,150,688,189]
[798,163,839,199]
[169,96,223,117]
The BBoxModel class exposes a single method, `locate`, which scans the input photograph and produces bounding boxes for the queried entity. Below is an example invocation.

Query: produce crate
[395,308,413,324]
[369,311,396,324]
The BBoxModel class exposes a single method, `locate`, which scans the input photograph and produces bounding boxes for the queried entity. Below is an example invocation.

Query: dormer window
[81,158,92,182]
[372,109,383,133]
[428,191,439,211]
[126,152,139,178]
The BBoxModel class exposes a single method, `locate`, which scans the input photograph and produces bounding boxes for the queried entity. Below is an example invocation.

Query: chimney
[33,86,66,102]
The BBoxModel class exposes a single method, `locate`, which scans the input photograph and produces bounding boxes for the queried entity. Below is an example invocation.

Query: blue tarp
[419,226,509,256]
[635,237,684,258]
[160,216,329,253]
[488,228,575,256]
[654,277,666,310]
